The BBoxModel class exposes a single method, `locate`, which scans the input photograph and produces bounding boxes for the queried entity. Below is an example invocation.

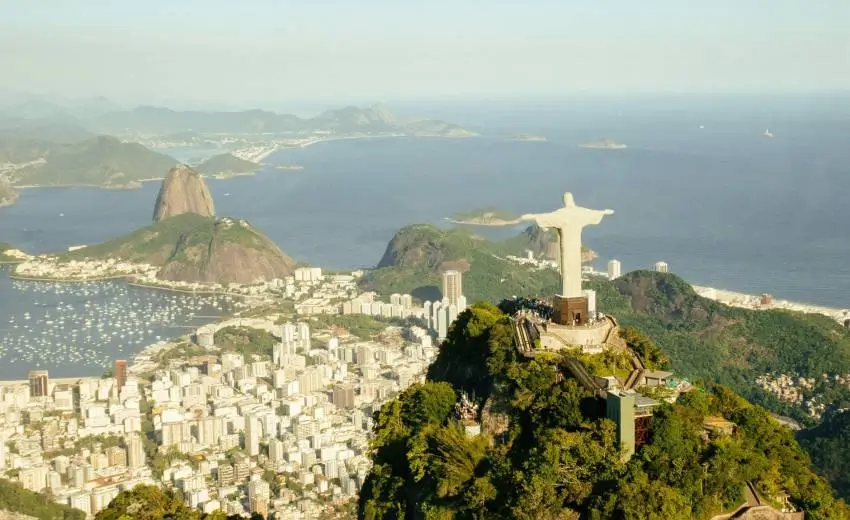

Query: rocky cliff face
[152,165,215,222]
[156,218,295,284]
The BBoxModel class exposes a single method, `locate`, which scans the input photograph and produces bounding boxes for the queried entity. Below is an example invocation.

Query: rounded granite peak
[152,164,215,223]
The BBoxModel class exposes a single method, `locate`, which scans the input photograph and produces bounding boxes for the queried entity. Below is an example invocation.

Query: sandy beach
[692,285,849,323]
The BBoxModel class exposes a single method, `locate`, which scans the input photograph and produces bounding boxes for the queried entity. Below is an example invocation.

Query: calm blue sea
[1,97,849,377]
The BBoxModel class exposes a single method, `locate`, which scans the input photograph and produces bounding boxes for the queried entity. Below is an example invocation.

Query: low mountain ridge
[152,165,215,222]
[90,104,475,137]
[591,271,850,422]
[365,223,593,302]
[8,135,177,187]
[194,153,260,176]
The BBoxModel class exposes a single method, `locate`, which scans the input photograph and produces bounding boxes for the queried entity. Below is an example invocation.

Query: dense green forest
[0,478,86,520]
[799,410,850,501]
[358,303,848,519]
[584,271,850,425]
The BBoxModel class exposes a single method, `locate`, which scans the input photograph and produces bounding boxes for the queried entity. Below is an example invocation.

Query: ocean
[1,97,849,377]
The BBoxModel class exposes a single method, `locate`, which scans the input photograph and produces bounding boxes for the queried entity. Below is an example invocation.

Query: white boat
[764,129,775,138]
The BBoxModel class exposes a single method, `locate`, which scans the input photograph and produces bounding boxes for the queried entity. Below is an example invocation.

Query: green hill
[799,410,850,500]
[13,135,177,187]
[585,271,850,424]
[0,478,85,520]
[64,212,295,284]
[359,303,847,519]
[362,223,593,302]
[195,153,260,176]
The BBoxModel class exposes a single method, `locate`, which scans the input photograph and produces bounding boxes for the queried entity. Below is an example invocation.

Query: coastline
[691,285,849,323]
[444,217,522,227]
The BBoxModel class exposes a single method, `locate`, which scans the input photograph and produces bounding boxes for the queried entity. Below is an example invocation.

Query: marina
[0,267,237,379]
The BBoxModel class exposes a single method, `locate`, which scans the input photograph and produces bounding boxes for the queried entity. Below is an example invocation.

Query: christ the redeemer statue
[520,192,614,298]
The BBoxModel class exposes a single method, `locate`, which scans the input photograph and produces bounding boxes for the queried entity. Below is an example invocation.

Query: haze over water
[1,99,850,378]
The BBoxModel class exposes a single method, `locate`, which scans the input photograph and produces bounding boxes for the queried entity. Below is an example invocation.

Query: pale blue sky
[1,1,848,108]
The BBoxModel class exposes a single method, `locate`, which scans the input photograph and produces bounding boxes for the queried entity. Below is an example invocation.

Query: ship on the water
[763,129,775,138]
[579,138,627,150]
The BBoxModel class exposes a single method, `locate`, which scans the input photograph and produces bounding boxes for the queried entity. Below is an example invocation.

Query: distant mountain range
[0,102,475,188]
[0,101,476,138]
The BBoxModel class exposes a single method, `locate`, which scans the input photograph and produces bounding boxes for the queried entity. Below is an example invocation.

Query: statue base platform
[552,295,589,326]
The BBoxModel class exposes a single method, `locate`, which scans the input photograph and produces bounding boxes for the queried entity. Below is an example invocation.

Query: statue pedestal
[553,295,589,326]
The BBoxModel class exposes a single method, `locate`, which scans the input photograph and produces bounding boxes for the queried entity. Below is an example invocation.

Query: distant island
[194,153,260,179]
[579,138,627,150]
[447,208,521,226]
[506,134,547,142]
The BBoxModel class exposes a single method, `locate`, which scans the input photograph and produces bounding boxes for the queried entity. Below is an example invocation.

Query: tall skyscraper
[28,370,49,398]
[281,322,297,344]
[442,270,463,306]
[297,322,311,351]
[114,360,127,391]
[654,261,669,273]
[125,434,146,468]
[607,259,622,280]
[245,415,260,457]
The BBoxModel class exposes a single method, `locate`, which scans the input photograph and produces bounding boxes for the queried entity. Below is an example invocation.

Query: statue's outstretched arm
[519,212,557,228]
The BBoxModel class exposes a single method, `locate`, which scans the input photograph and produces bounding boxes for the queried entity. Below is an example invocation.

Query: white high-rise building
[401,294,413,309]
[245,415,260,457]
[607,259,622,280]
[457,295,468,313]
[442,270,463,306]
[654,261,669,273]
[423,301,432,329]
[297,322,311,351]
[0,435,5,470]
[432,301,442,333]
[447,304,459,329]
[583,289,597,317]
[282,322,297,344]
[248,478,271,502]
[269,439,285,462]
[437,306,449,340]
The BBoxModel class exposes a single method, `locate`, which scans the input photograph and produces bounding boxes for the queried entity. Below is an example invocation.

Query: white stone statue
[520,192,614,298]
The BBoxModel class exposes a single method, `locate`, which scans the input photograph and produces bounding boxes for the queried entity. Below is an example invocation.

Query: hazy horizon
[2,1,848,111]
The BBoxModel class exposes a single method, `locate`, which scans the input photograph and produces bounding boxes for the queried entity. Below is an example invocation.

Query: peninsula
[194,153,260,178]
[13,164,295,286]
[579,138,627,149]
[446,207,520,226]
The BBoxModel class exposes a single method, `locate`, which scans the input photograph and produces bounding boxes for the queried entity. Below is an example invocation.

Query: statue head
[563,192,576,208]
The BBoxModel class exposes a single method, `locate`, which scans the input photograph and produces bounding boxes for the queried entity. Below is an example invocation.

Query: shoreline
[444,217,522,227]
[691,284,849,323]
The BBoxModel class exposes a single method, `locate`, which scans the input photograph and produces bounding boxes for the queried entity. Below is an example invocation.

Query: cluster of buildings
[1,300,439,518]
[1,368,154,517]
[754,373,844,420]
[604,258,668,281]
[504,250,559,270]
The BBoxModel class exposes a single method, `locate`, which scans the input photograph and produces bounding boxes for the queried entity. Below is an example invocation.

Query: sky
[1,1,848,110]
